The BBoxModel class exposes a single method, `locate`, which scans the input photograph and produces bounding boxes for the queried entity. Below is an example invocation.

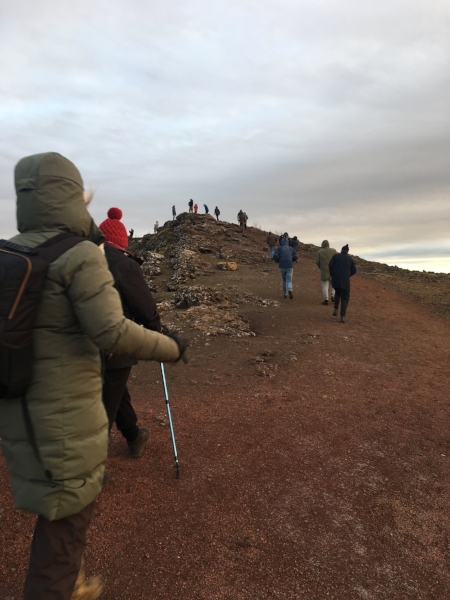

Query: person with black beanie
[328,244,357,323]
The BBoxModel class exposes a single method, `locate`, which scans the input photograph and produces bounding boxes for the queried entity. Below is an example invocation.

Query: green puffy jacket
[0,153,180,520]
[315,240,337,280]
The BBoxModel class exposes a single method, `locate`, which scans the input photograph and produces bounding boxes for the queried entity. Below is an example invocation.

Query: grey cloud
[364,245,450,260]
[1,0,449,271]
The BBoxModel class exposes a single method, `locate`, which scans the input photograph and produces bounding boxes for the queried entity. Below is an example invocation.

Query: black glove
[162,327,188,363]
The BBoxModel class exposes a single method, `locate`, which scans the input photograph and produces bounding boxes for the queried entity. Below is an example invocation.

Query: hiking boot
[321,299,328,305]
[288,290,293,299]
[71,563,103,600]
[340,315,346,323]
[332,309,337,316]
[331,296,335,302]
[128,427,149,458]
[284,294,287,299]
[102,470,111,486]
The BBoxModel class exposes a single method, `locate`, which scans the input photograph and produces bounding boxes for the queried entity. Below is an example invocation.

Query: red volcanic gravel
[1,253,450,599]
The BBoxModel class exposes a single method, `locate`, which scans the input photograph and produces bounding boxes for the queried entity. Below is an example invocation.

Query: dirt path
[1,254,450,600]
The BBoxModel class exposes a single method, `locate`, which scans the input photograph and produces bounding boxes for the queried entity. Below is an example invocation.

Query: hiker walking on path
[329,244,356,323]
[204,204,209,214]
[188,199,194,213]
[194,203,199,213]
[289,236,299,251]
[316,240,337,305]
[154,221,159,233]
[214,206,220,221]
[172,205,176,220]
[99,208,163,461]
[272,237,298,299]
[128,228,134,238]
[0,152,184,600]
[266,231,278,259]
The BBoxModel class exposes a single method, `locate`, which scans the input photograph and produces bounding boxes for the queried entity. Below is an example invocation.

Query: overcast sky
[1,0,449,271]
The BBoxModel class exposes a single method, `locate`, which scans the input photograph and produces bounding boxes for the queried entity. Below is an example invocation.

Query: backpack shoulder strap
[37,232,85,263]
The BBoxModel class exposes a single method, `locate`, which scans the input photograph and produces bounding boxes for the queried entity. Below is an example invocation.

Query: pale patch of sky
[0,0,449,272]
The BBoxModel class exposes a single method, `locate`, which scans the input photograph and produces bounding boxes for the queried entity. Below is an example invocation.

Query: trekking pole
[160,362,180,478]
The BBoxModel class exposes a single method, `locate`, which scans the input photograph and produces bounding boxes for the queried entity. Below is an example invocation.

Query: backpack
[0,233,84,399]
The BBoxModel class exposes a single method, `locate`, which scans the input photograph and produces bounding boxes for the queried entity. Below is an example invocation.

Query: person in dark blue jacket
[272,237,298,299]
[204,204,209,214]
[328,244,357,322]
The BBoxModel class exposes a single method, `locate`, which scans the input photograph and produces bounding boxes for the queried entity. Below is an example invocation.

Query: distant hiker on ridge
[128,228,134,239]
[214,206,220,221]
[266,231,277,259]
[204,204,209,214]
[188,199,194,213]
[154,221,159,233]
[329,244,356,323]
[172,205,176,220]
[194,203,199,213]
[272,237,298,299]
[238,210,248,233]
[316,240,337,305]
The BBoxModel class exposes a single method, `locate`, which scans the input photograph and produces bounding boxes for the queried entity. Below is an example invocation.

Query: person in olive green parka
[0,153,184,600]
[315,239,337,305]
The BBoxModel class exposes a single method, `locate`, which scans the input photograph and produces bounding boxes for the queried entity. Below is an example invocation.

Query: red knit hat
[99,208,128,248]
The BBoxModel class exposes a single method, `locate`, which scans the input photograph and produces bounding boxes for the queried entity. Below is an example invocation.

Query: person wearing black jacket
[328,244,357,323]
[99,208,162,458]
[289,236,299,251]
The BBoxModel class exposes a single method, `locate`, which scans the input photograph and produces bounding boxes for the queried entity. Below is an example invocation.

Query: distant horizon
[2,200,448,274]
[119,212,450,275]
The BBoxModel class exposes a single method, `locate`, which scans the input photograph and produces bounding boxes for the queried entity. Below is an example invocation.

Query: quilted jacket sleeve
[61,241,179,362]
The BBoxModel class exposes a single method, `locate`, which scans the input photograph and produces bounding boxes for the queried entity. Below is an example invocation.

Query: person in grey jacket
[0,153,185,600]
[316,240,337,305]
[272,237,298,299]
[329,244,357,322]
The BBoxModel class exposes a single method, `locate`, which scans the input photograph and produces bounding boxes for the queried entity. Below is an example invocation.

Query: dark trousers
[24,502,94,600]
[334,287,350,316]
[102,367,138,441]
